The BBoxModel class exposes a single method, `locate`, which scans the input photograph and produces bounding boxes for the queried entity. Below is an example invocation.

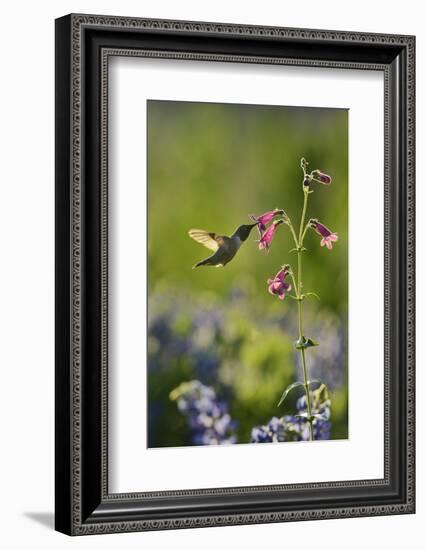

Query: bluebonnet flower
[250,417,286,443]
[251,386,331,442]
[147,294,192,363]
[294,389,331,440]
[170,380,237,445]
[148,290,343,447]
[148,293,223,382]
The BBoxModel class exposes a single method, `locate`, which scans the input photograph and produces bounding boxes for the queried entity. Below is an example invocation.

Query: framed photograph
[55,14,415,535]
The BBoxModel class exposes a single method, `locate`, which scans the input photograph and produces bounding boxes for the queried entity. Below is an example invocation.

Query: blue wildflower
[251,385,331,442]
[170,380,237,446]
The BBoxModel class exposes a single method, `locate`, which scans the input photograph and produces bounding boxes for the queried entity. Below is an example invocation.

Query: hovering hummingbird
[188,224,256,268]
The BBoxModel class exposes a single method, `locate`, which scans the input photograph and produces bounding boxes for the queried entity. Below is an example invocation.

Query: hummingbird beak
[245,223,257,239]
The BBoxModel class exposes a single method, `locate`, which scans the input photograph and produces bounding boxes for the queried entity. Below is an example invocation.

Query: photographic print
[147,100,348,448]
[56,16,415,533]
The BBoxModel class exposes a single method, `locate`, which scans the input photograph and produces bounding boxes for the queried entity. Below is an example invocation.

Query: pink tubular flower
[258,219,283,252]
[310,219,338,250]
[267,266,292,300]
[250,209,284,237]
[311,170,332,185]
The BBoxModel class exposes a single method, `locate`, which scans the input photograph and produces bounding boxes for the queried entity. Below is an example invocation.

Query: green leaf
[295,337,319,350]
[306,338,319,348]
[277,381,305,407]
[277,379,326,408]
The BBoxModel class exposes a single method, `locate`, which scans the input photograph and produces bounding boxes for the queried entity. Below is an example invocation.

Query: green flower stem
[296,190,314,441]
[289,271,298,298]
[286,217,299,249]
[300,222,311,245]
[298,189,309,244]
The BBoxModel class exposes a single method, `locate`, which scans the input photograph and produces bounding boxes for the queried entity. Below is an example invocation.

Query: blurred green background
[147,100,348,447]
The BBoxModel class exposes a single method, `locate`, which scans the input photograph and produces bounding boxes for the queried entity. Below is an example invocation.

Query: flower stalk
[294,182,314,440]
[251,158,336,443]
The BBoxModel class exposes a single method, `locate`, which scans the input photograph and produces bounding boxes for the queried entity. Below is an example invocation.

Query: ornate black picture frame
[55,14,415,535]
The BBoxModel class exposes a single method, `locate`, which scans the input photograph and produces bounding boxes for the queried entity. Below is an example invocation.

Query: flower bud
[311,170,332,185]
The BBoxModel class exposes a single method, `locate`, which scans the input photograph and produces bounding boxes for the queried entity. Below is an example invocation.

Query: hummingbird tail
[193,258,211,268]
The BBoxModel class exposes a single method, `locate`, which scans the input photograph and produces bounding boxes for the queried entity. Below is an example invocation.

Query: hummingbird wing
[188,229,228,252]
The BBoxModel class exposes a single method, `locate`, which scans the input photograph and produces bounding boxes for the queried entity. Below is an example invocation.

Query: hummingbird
[188,224,257,268]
